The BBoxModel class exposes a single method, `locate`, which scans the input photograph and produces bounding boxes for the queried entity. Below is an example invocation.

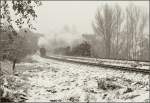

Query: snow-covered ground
[15,55,149,102]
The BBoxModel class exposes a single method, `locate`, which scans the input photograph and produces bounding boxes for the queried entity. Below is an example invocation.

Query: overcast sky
[33,1,149,35]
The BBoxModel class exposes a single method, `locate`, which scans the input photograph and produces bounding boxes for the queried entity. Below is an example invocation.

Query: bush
[96,78,122,90]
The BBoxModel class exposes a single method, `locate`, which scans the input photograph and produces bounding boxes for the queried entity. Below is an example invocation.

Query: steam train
[40,47,46,57]
[39,41,91,57]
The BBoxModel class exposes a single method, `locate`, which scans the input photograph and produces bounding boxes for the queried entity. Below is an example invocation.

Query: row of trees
[92,4,149,61]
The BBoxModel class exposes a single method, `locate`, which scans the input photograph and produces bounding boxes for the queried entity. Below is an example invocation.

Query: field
[7,55,149,102]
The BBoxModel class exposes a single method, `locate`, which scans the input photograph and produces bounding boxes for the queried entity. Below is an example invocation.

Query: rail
[44,55,150,74]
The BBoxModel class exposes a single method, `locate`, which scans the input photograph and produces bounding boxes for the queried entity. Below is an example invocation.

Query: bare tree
[1,27,39,72]
[92,4,115,58]
[92,4,148,61]
[137,12,148,60]
[125,4,148,60]
[113,5,124,59]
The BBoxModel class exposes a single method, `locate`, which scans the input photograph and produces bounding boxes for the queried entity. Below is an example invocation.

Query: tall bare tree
[112,5,124,59]
[92,4,148,61]
[92,4,115,58]
[137,12,148,60]
[125,4,148,60]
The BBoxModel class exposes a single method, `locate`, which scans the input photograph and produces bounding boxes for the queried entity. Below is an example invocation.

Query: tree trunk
[149,34,150,61]
[12,60,17,73]
[0,62,1,71]
[105,38,111,59]
[0,62,2,76]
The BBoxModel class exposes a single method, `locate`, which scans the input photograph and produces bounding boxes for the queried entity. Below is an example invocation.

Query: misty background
[2,0,148,61]
[30,1,149,60]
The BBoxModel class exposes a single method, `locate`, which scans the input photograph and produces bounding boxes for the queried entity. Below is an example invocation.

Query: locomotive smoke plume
[37,25,84,52]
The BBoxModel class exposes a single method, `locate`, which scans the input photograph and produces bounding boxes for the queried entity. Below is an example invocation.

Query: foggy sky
[34,1,149,35]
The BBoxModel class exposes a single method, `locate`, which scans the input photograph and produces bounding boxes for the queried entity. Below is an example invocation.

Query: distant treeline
[54,41,91,57]
[51,34,149,62]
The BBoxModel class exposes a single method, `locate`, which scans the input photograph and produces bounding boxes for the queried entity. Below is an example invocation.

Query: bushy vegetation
[0,75,28,102]
[53,41,91,57]
[70,41,91,57]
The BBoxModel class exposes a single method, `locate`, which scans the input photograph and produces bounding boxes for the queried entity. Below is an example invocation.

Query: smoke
[37,25,84,52]
[38,36,49,48]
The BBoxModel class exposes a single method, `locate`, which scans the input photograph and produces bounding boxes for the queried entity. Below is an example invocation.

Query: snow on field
[15,55,149,102]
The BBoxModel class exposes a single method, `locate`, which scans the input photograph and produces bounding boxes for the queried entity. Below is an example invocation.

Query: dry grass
[0,73,28,102]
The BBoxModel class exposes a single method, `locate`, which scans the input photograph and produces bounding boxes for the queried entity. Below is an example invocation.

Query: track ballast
[44,55,150,74]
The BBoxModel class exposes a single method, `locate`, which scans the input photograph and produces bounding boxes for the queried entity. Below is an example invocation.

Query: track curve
[44,55,150,74]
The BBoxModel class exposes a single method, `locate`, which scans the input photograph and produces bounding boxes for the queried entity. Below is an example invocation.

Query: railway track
[44,55,150,74]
